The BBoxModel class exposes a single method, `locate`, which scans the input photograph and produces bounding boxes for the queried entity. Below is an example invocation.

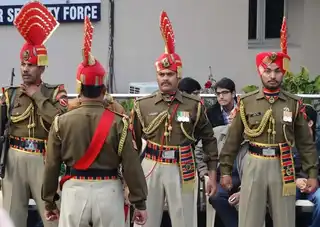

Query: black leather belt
[249,144,280,157]
[145,147,180,161]
[65,167,118,178]
[9,137,45,153]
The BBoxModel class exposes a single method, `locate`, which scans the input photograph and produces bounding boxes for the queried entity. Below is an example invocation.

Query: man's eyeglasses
[216,90,231,96]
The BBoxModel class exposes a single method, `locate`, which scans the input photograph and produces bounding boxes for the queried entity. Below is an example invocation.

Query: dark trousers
[209,184,238,227]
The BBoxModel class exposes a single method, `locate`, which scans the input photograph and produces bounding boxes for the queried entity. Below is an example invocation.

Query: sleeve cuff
[308,168,318,179]
[207,161,218,171]
[31,91,47,102]
[220,165,232,176]
[45,202,57,211]
[132,200,146,210]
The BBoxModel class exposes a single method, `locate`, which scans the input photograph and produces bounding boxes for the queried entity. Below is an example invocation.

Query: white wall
[0,0,320,93]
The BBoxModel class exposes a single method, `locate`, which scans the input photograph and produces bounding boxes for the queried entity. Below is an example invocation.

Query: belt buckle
[262,147,276,156]
[162,150,175,159]
[25,139,38,151]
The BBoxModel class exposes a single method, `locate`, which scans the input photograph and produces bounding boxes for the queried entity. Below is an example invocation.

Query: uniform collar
[154,90,184,104]
[256,87,287,101]
[80,100,104,107]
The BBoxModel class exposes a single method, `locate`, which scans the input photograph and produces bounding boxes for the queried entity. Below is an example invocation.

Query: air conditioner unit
[129,82,158,94]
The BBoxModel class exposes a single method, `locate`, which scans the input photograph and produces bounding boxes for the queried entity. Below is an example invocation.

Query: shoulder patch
[136,93,157,101]
[281,90,301,101]
[240,89,259,99]
[181,92,201,102]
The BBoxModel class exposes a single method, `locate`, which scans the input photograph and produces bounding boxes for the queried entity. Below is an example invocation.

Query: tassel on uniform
[283,182,296,196]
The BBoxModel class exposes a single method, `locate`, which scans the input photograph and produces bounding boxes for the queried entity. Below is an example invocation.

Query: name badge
[262,148,275,156]
[283,107,292,122]
[176,111,190,122]
[162,150,176,159]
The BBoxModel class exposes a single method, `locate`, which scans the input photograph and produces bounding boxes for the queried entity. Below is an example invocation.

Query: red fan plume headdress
[76,16,106,94]
[155,11,182,78]
[14,0,59,66]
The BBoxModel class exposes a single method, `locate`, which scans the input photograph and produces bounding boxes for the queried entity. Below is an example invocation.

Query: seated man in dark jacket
[295,104,320,227]
[206,77,237,127]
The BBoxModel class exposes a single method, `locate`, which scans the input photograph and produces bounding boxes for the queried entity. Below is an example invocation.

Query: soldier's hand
[206,178,217,196]
[44,208,60,221]
[20,84,40,97]
[305,178,319,193]
[132,209,148,225]
[220,175,233,191]
[124,186,130,205]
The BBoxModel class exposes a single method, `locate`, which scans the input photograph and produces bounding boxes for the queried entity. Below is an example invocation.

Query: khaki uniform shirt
[131,90,218,170]
[1,83,68,139]
[42,100,147,209]
[220,89,318,178]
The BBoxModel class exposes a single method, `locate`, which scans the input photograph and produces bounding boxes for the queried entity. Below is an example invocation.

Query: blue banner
[0,3,101,25]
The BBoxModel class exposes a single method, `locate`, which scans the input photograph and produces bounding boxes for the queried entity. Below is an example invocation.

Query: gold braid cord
[240,100,273,139]
[53,115,61,140]
[134,101,168,135]
[4,89,36,137]
[118,117,129,156]
[180,102,202,142]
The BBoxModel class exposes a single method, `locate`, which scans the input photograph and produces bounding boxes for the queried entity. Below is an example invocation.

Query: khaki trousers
[134,158,198,227]
[2,147,58,227]
[59,179,125,227]
[239,153,296,227]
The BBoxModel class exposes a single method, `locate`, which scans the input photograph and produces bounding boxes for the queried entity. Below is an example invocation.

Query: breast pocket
[247,115,262,128]
[11,103,26,117]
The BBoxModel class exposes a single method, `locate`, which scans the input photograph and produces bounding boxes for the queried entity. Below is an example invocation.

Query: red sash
[124,204,129,221]
[59,109,115,189]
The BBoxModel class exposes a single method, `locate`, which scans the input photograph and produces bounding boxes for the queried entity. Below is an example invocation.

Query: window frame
[248,0,288,48]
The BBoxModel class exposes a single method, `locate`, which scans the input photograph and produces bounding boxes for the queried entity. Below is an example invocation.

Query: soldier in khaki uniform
[42,17,148,227]
[0,2,67,227]
[219,17,318,227]
[132,11,218,227]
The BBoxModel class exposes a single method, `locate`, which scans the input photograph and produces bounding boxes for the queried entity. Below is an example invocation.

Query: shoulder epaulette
[181,92,201,102]
[107,108,129,119]
[4,86,18,92]
[281,90,301,101]
[240,89,259,99]
[136,93,157,101]
[104,93,114,104]
[44,83,60,89]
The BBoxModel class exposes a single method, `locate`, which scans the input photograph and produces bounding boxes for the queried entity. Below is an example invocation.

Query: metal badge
[262,148,276,156]
[161,57,170,68]
[25,140,37,151]
[23,50,30,61]
[268,96,275,104]
[162,150,175,159]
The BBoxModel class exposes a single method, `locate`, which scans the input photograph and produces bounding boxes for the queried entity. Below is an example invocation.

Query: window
[248,0,287,46]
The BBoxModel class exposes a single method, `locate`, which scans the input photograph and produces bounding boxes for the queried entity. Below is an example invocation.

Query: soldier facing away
[219,17,319,227]
[131,11,218,227]
[41,17,148,227]
[0,2,68,227]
